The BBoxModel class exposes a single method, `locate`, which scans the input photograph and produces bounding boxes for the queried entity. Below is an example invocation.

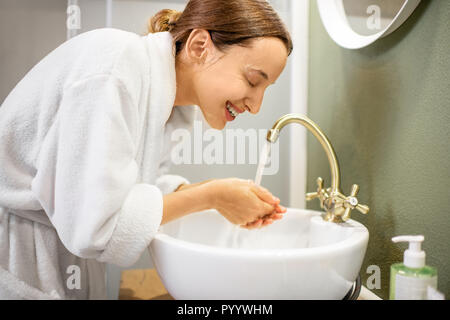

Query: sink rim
[152,207,369,258]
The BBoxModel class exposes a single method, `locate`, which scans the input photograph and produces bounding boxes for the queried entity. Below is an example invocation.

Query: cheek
[197,81,222,110]
[198,77,244,110]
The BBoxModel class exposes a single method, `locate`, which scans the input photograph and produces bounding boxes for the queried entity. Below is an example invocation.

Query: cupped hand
[241,203,287,229]
[206,178,287,228]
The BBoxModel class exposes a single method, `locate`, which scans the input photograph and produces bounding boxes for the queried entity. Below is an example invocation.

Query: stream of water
[228,141,272,248]
[254,141,272,186]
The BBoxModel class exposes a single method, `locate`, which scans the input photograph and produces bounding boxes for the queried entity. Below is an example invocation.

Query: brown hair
[147,0,293,57]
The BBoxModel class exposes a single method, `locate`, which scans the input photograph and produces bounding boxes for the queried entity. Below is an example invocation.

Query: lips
[224,101,244,122]
[228,101,244,114]
[225,104,235,121]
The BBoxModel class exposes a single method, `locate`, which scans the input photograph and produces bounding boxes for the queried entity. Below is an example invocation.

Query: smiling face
[174,29,288,130]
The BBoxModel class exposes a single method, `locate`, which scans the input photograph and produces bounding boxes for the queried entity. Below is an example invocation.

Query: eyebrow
[253,68,268,80]
[249,67,276,85]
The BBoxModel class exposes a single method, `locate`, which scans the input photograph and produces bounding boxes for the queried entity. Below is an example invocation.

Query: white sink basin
[149,208,369,300]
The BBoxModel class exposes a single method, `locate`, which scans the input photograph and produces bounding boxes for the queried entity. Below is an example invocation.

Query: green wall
[307,1,450,299]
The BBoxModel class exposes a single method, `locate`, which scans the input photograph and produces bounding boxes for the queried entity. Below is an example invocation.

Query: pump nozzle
[392,235,426,268]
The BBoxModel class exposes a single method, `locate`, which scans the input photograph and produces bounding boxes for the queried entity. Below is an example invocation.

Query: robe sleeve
[155,154,190,194]
[155,170,189,195]
[31,74,162,267]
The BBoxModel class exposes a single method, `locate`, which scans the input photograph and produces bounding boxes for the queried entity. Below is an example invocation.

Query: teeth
[226,103,239,117]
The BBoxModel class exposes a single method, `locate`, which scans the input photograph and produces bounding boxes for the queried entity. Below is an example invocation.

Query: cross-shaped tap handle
[342,184,370,221]
[305,177,327,206]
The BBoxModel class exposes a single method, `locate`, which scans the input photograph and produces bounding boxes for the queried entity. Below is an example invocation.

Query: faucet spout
[267,113,369,223]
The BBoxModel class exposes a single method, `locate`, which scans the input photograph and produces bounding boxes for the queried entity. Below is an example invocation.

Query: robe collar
[139,31,197,183]
[145,31,177,127]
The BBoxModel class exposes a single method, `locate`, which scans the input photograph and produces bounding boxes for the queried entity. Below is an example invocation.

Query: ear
[184,29,215,64]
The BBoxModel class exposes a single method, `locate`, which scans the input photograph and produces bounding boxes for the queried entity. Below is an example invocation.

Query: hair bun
[148,9,182,33]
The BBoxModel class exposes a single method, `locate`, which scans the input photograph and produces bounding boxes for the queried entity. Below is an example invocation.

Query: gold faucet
[267,113,369,223]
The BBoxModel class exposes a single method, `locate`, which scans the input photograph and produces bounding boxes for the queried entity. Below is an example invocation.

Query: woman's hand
[205,178,287,229]
[240,203,286,229]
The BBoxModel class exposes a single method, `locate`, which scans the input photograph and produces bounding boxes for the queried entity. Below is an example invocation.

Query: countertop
[119,268,173,300]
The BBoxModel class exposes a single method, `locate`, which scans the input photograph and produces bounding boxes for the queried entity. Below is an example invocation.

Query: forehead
[223,37,287,81]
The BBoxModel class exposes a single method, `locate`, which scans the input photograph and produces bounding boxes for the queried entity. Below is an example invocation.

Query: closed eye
[247,79,255,88]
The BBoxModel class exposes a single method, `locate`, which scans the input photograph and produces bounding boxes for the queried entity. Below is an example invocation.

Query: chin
[210,122,226,130]
[205,117,227,130]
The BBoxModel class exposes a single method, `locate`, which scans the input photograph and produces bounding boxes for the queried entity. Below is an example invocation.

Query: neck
[173,56,197,107]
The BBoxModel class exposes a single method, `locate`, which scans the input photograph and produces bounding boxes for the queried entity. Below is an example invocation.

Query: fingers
[260,202,277,218]
[243,218,273,229]
[241,218,263,229]
[253,193,287,224]
[251,184,280,206]
[275,204,287,213]
[270,213,284,220]
[228,179,288,229]
[243,206,287,229]
[261,212,284,221]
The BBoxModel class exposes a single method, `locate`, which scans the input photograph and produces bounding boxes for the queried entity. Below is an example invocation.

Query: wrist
[197,180,218,210]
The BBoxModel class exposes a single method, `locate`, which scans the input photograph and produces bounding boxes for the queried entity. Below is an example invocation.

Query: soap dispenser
[389,235,438,300]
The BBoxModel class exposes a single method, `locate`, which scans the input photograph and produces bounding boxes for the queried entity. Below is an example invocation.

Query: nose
[245,90,265,114]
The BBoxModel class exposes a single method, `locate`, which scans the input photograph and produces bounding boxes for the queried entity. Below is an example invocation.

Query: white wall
[0,0,67,103]
[289,0,309,209]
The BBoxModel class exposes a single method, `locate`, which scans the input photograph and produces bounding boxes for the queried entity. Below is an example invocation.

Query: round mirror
[317,0,421,49]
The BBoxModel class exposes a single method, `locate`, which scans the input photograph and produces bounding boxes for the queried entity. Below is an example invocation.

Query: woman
[0,0,292,299]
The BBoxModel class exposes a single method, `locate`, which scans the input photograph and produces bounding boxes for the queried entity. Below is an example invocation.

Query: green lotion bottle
[390,235,437,300]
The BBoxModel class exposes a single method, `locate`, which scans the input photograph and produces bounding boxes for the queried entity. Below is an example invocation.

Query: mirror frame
[317,0,421,49]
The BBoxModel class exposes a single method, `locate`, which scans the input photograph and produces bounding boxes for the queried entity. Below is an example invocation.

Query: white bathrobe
[0,29,196,299]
